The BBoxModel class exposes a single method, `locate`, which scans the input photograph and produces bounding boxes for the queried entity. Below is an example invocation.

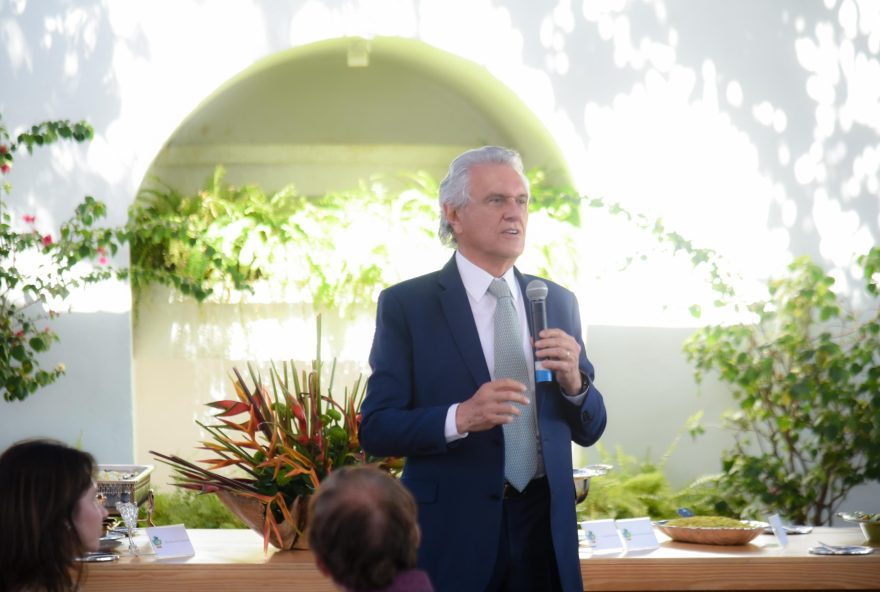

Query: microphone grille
[526,280,548,301]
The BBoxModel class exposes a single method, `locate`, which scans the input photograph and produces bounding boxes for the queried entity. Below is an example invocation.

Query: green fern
[150,489,245,529]
[577,414,745,521]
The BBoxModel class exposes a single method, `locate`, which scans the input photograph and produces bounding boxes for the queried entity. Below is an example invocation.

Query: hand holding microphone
[526,280,552,383]
[527,280,583,394]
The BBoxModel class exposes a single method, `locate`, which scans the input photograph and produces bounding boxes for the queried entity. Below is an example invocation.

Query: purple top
[347,569,435,592]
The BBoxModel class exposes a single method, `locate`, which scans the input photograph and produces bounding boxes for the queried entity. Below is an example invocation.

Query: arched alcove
[145,36,572,195]
[133,36,574,486]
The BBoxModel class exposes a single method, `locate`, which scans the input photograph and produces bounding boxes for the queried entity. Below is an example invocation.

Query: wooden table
[579,526,878,591]
[83,530,329,591]
[81,527,879,591]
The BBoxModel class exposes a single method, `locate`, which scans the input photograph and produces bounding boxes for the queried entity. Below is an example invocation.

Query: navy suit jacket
[360,255,607,592]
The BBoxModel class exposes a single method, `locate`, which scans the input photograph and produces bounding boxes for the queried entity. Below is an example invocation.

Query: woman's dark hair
[309,465,420,591]
[0,439,97,592]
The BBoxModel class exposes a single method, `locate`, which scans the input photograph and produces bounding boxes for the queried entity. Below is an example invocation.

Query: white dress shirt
[444,251,585,441]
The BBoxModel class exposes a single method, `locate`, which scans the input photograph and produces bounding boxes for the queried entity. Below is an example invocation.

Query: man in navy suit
[360,146,607,592]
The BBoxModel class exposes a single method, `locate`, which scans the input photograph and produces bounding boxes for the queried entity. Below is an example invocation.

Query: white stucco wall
[2,0,877,517]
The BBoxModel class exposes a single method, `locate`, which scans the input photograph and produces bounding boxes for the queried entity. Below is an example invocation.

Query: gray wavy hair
[437,146,528,246]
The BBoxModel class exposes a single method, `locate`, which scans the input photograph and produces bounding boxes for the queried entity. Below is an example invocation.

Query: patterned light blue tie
[488,278,538,492]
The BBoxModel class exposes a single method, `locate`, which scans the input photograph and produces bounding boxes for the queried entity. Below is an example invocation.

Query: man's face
[445,163,529,276]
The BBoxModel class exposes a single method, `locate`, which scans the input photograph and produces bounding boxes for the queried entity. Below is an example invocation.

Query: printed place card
[767,513,789,548]
[145,524,195,558]
[615,517,660,551]
[581,519,623,553]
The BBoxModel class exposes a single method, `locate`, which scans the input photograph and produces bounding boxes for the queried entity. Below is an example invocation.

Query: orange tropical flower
[151,316,392,551]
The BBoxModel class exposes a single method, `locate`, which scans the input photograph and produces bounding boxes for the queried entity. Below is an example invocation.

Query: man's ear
[444,203,460,235]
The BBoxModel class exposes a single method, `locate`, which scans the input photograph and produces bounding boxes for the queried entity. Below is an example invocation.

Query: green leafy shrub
[684,248,880,525]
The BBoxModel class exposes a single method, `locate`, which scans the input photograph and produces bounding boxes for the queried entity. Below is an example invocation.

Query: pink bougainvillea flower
[1,163,10,174]
[41,234,53,246]
[23,214,36,224]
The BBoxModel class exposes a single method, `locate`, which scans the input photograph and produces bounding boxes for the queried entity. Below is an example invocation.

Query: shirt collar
[455,251,519,303]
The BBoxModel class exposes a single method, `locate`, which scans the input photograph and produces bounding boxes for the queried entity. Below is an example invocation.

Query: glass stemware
[115,492,139,556]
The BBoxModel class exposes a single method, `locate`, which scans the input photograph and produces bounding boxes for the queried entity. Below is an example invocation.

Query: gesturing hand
[455,379,529,434]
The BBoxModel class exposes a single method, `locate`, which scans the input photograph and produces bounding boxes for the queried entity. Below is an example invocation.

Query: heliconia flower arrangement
[151,316,389,551]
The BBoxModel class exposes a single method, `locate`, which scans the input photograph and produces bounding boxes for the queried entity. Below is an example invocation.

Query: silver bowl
[573,464,612,503]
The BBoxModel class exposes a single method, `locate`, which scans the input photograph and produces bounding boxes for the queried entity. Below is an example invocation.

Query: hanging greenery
[128,165,587,311]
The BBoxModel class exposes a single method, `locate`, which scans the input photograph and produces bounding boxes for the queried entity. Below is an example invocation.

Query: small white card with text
[615,517,660,550]
[581,519,623,553]
[767,513,789,548]
[145,524,195,558]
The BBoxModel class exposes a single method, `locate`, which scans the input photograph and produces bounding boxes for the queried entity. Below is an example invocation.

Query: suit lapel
[438,255,491,387]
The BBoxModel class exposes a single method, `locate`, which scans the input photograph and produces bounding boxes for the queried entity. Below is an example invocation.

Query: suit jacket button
[582,410,592,422]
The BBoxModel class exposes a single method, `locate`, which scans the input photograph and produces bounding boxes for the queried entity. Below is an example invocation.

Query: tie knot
[488,278,512,300]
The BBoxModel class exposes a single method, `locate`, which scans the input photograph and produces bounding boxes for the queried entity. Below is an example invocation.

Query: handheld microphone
[526,280,552,383]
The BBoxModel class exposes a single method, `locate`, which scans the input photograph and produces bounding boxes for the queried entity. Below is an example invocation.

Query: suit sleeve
[359,289,450,459]
[560,291,607,447]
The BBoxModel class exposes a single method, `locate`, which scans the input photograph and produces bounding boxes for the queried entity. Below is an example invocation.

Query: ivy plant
[683,248,880,525]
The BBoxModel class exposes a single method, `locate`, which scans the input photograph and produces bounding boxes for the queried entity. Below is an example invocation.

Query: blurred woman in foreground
[0,439,108,592]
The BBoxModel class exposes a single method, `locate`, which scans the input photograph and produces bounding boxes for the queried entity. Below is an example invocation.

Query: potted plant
[151,317,389,550]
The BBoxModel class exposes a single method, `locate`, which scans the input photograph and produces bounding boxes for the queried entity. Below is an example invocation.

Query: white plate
[99,531,124,551]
